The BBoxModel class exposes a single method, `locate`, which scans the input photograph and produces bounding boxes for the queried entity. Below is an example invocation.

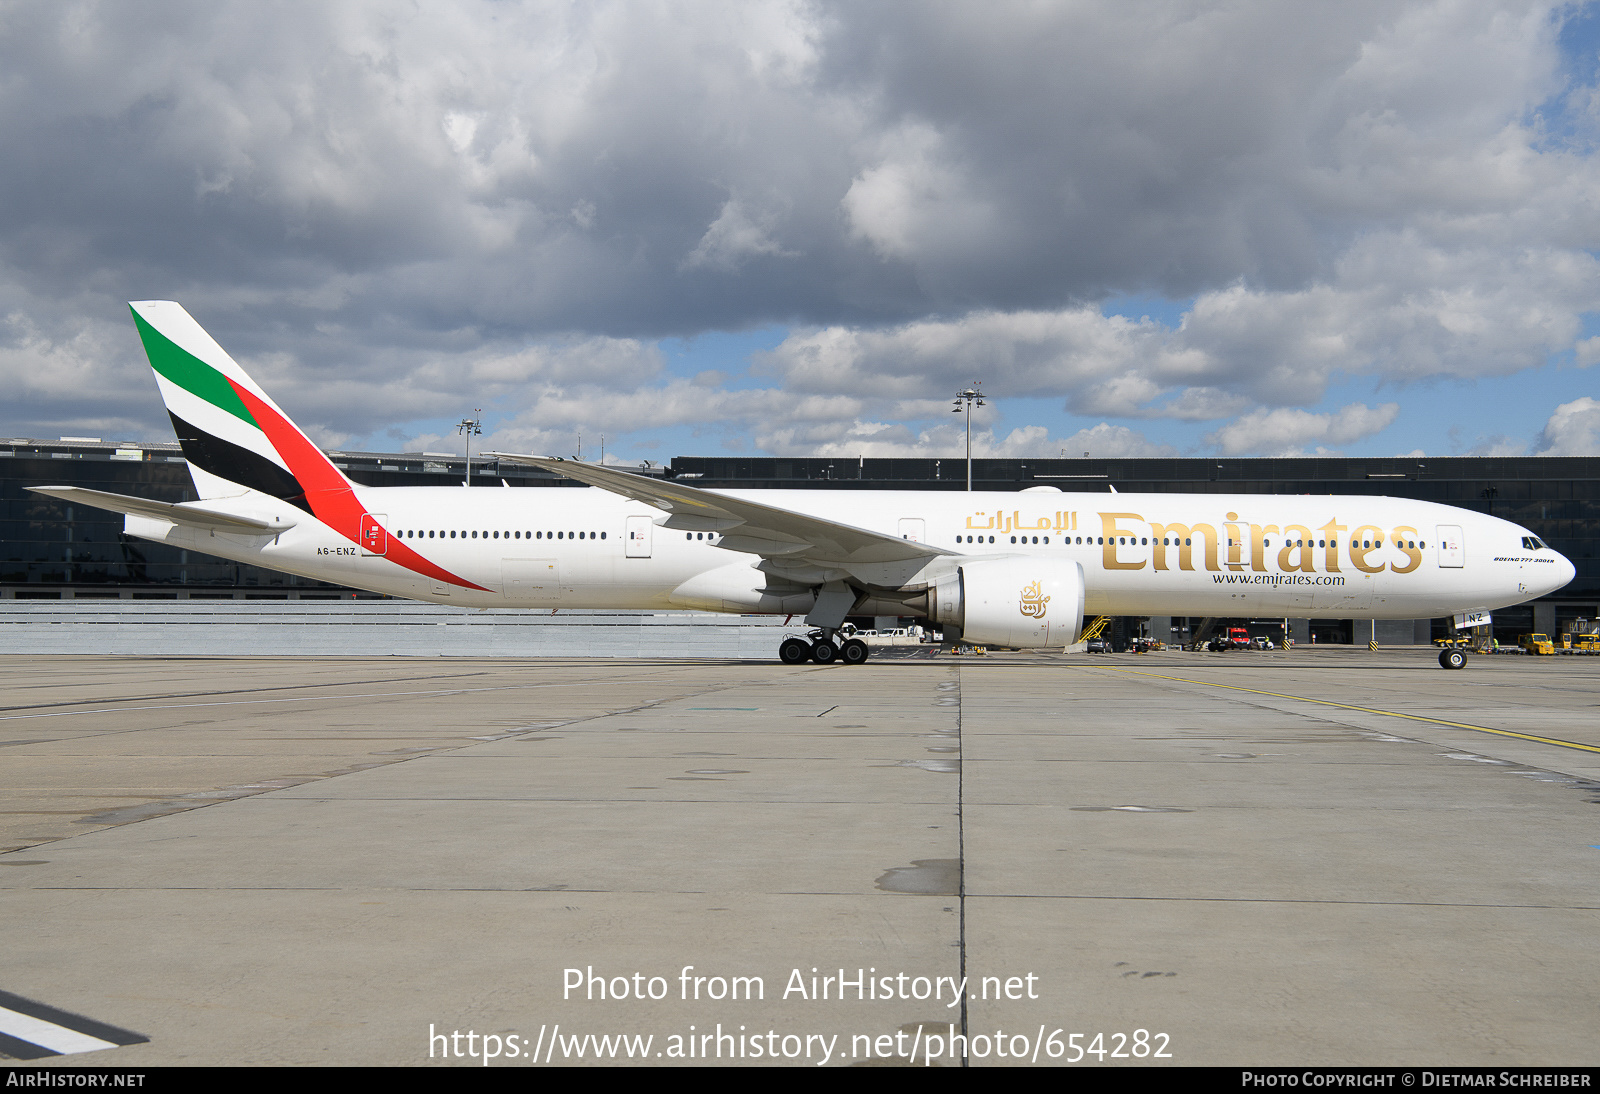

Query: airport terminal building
[4,436,1596,645]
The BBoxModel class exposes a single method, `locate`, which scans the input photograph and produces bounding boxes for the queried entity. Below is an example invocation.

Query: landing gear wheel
[811,640,838,664]
[1440,648,1467,670]
[780,637,812,665]
[841,638,869,665]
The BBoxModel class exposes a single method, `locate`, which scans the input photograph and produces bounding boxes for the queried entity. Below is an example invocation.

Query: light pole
[457,410,482,486]
[952,383,985,491]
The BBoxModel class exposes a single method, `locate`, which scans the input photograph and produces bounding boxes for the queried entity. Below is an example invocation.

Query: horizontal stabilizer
[27,486,296,534]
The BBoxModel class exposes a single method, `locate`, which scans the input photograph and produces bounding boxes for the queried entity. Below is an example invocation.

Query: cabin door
[625,515,653,558]
[360,514,388,556]
[1436,525,1464,568]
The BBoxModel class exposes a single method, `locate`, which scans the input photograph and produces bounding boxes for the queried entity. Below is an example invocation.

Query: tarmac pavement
[1,646,1597,1066]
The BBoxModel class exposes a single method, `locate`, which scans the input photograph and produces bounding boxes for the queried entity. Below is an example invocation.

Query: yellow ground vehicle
[1433,635,1470,648]
[1518,633,1555,655]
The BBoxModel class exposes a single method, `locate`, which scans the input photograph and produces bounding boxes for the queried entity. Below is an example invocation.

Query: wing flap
[486,454,954,582]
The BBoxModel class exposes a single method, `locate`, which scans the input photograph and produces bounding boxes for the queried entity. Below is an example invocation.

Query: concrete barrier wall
[0,602,796,659]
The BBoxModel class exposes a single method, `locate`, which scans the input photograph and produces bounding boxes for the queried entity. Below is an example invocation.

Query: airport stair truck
[1081,616,1111,645]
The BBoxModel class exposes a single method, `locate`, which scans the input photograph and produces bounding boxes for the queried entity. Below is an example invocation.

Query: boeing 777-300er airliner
[30,302,1576,668]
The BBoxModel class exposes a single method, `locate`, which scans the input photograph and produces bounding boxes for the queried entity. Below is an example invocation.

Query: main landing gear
[779,627,870,665]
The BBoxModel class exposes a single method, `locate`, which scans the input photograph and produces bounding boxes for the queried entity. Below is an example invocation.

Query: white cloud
[681,198,796,271]
[1533,396,1600,454]
[0,0,1594,462]
[1575,336,1600,367]
[841,123,999,263]
[1205,402,1401,456]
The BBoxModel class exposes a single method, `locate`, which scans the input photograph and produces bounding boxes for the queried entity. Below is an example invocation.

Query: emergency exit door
[1436,525,1464,568]
[360,513,388,556]
[625,515,653,557]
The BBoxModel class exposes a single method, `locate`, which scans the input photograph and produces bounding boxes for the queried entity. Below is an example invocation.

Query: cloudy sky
[3,0,1599,461]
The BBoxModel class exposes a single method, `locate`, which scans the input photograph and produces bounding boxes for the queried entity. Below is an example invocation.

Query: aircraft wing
[486,454,955,587]
[27,486,297,534]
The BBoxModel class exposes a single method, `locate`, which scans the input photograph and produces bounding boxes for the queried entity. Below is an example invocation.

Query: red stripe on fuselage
[227,380,487,591]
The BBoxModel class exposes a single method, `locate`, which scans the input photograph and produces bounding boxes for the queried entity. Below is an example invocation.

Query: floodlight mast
[457,411,482,486]
[952,384,985,491]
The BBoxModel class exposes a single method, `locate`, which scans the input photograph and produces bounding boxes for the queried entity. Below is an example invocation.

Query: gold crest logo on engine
[1019,580,1049,619]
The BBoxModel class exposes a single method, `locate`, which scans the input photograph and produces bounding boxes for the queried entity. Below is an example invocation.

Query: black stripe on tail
[168,411,313,514]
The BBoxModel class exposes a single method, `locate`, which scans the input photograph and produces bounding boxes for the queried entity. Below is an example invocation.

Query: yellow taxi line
[1082,665,1600,755]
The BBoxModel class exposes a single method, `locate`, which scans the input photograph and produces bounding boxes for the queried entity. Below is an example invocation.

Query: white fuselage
[126,485,1574,620]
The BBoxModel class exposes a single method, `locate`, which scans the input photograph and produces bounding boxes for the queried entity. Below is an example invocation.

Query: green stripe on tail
[131,308,258,428]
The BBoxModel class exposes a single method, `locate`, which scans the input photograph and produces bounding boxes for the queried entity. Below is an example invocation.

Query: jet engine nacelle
[932,557,1086,648]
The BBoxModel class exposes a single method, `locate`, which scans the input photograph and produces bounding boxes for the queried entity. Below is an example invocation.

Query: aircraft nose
[1553,551,1576,592]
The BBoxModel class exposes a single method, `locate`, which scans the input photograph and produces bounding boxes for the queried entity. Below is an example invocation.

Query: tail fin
[129,301,355,515]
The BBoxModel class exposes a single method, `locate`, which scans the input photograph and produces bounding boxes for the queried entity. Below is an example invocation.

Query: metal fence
[0,602,795,659]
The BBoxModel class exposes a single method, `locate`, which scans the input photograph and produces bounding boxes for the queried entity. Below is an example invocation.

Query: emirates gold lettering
[1350,524,1385,574]
[950,510,1423,581]
[1320,519,1346,572]
[1148,522,1218,571]
[1099,513,1146,571]
[1019,580,1049,618]
[1278,524,1315,573]
[1391,525,1421,573]
[1249,522,1279,573]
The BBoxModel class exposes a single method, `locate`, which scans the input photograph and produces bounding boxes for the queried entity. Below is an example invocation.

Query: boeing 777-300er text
[30,302,1576,668]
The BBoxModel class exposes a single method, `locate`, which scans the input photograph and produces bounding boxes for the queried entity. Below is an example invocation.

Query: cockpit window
[1521,536,1547,550]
